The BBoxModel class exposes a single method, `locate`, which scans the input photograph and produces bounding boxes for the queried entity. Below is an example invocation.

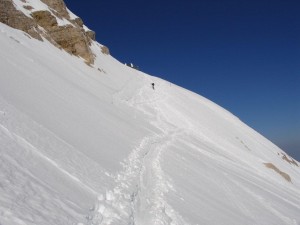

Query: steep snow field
[0,22,300,225]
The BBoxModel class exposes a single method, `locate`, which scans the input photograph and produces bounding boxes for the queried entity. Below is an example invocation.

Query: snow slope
[0,19,299,225]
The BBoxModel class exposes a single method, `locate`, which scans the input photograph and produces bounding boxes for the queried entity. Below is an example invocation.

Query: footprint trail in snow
[88,79,189,225]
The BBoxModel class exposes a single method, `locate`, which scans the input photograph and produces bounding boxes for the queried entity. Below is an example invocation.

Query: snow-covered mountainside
[0,1,300,225]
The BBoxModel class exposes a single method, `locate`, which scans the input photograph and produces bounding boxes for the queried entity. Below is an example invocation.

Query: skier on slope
[151,83,155,90]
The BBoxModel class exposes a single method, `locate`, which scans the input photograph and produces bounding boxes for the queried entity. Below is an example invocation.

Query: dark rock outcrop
[101,45,110,55]
[86,30,96,41]
[0,0,106,64]
[31,10,94,64]
[50,24,94,63]
[40,0,69,19]
[31,10,57,27]
[0,0,42,40]
[71,17,84,27]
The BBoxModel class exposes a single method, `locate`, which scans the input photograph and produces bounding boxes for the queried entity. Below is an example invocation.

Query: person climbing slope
[151,83,155,90]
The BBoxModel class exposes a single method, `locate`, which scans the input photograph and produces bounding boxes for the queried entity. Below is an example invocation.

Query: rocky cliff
[0,0,107,64]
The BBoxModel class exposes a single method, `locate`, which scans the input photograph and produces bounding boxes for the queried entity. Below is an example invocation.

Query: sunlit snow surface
[0,22,299,225]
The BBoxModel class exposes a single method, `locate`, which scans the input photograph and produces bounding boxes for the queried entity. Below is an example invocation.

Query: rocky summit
[0,0,107,64]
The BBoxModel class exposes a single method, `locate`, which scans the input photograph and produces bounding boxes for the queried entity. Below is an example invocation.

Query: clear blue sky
[64,0,300,161]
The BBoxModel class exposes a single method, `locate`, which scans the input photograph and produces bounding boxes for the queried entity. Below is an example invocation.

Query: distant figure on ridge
[151,83,155,90]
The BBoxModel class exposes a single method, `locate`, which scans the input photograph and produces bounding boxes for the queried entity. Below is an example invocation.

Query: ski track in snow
[88,77,189,225]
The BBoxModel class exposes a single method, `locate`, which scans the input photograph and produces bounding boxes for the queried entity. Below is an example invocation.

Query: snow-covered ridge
[0,3,300,225]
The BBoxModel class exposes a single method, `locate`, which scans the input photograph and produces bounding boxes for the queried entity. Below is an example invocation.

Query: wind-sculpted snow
[0,20,300,225]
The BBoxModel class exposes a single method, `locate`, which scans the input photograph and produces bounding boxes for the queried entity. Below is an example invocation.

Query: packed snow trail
[88,78,189,225]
